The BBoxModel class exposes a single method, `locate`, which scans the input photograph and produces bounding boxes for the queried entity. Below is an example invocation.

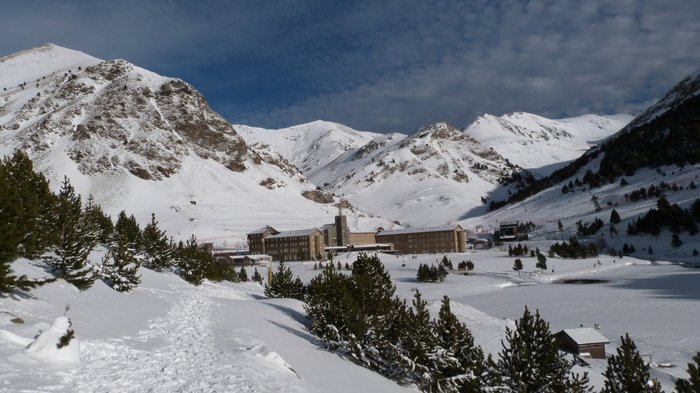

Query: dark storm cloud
[2,0,699,132]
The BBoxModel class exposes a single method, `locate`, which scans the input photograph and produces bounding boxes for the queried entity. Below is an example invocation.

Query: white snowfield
[2,249,698,392]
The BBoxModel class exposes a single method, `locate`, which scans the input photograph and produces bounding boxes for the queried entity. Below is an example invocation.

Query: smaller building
[498,221,519,241]
[555,328,609,359]
[349,231,377,245]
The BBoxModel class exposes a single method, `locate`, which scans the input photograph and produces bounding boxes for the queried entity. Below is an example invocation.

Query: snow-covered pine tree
[401,290,437,390]
[675,352,700,393]
[175,235,210,286]
[264,261,304,299]
[141,213,174,271]
[602,333,662,393]
[432,296,485,393]
[101,235,141,292]
[493,306,591,392]
[305,263,352,346]
[45,177,98,290]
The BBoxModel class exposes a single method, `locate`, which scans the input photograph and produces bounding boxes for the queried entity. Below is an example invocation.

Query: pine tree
[513,258,523,274]
[305,263,353,345]
[536,252,548,271]
[83,195,113,244]
[45,177,98,290]
[401,290,436,389]
[175,235,210,285]
[113,211,142,251]
[417,263,431,281]
[264,262,304,300]
[344,253,402,372]
[441,255,453,269]
[101,235,141,292]
[692,199,700,222]
[676,352,700,393]
[238,266,249,282]
[602,333,661,393]
[493,306,590,392]
[672,233,683,248]
[0,153,54,294]
[1,151,56,259]
[141,213,174,271]
[610,209,622,224]
[252,267,263,284]
[432,295,485,393]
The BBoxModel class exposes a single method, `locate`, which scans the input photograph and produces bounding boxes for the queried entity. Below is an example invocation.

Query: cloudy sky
[2,0,699,132]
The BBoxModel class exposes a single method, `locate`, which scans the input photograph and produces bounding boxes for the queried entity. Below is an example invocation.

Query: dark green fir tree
[264,261,304,300]
[141,213,174,271]
[513,258,523,274]
[238,266,249,282]
[602,333,662,393]
[610,208,622,224]
[175,235,211,286]
[83,195,113,244]
[1,151,55,259]
[101,235,141,292]
[252,267,263,284]
[45,177,98,290]
[401,290,436,390]
[493,306,591,392]
[113,211,142,252]
[675,352,700,393]
[432,295,485,393]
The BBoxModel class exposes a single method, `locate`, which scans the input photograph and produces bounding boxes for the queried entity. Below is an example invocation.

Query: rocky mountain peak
[1,48,248,180]
[410,122,465,141]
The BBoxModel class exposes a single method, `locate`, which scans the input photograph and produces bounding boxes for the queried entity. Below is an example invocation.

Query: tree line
[0,151,248,295]
[264,253,699,392]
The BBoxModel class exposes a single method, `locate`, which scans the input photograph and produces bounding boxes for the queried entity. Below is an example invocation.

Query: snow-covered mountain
[309,122,521,226]
[236,120,381,182]
[240,114,630,227]
[0,44,389,243]
[464,112,632,176]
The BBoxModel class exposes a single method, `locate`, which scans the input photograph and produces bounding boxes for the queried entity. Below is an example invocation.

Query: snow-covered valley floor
[1,248,698,392]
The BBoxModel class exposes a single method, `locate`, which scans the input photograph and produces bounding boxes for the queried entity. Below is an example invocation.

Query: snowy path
[59,283,305,393]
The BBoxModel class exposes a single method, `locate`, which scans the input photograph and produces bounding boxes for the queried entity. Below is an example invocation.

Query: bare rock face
[2,58,249,180]
[301,189,335,203]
